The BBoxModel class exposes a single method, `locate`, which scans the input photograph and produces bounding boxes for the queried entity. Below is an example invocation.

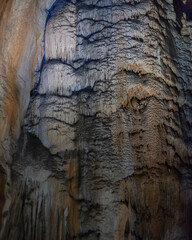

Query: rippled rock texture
[0,0,192,239]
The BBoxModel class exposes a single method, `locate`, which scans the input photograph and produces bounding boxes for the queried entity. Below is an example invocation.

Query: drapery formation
[0,0,192,239]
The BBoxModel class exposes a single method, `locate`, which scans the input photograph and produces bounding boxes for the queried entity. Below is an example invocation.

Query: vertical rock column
[1,0,192,240]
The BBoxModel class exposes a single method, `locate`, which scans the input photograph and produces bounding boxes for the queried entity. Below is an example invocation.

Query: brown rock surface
[0,0,192,239]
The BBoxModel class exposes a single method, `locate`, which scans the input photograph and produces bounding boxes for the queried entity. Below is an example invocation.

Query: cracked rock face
[0,0,192,239]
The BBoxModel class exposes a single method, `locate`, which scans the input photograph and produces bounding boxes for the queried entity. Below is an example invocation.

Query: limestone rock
[0,0,192,239]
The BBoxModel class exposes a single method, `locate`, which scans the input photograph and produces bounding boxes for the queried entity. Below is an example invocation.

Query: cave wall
[0,0,192,239]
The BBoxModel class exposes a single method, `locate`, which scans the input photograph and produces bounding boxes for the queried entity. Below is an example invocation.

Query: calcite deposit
[0,0,192,239]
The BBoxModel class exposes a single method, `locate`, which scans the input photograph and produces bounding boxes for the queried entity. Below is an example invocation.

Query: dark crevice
[173,0,192,32]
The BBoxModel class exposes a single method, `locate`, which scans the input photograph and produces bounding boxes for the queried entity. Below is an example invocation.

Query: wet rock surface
[0,0,192,239]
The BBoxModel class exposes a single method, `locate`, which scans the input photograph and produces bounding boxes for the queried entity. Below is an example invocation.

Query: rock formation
[0,0,192,239]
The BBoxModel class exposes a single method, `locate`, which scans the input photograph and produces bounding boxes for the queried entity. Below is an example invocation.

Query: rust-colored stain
[0,0,11,21]
[0,0,39,132]
[3,68,19,132]
[66,150,79,239]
